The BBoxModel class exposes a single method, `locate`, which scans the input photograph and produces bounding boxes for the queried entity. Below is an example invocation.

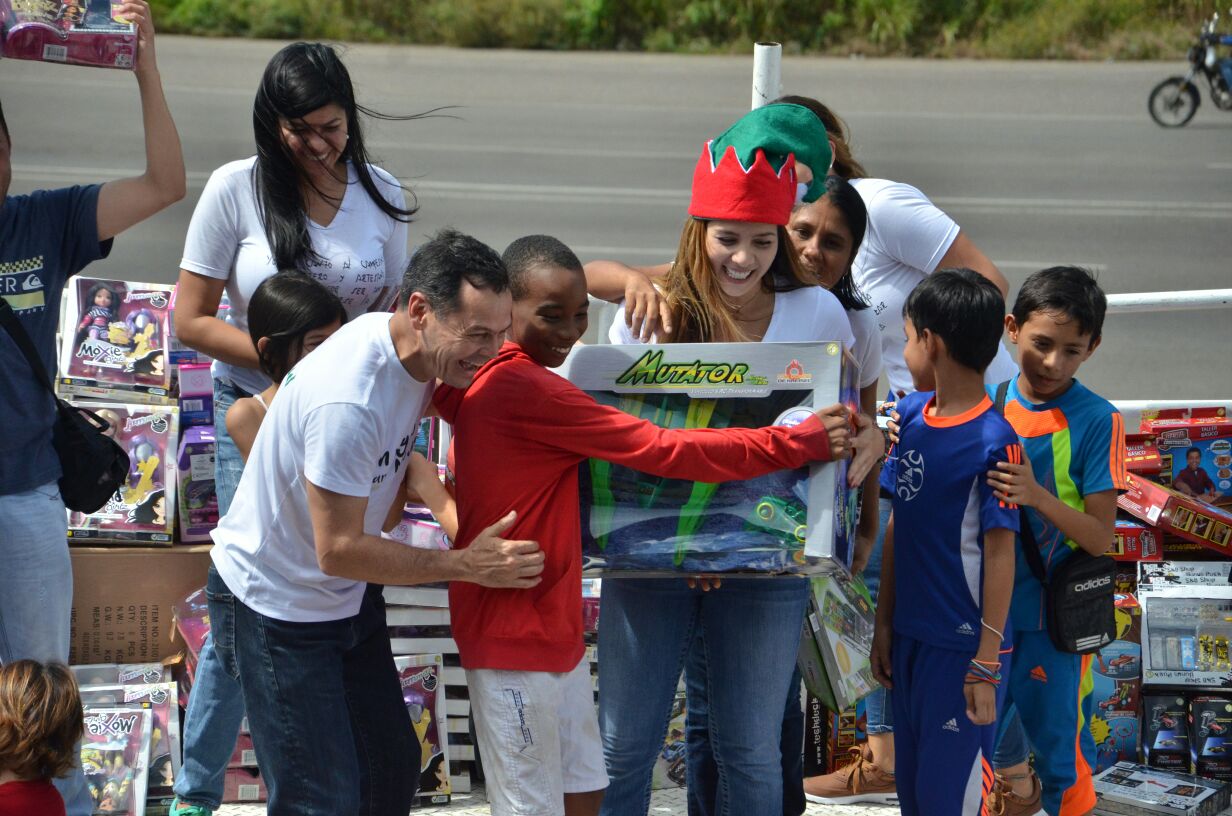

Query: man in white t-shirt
[207,229,546,815]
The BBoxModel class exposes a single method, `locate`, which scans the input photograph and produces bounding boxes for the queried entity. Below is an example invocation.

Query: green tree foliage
[148,0,1216,59]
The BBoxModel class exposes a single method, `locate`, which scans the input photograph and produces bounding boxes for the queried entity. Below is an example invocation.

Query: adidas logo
[1074,576,1112,592]
[1030,666,1048,683]
[942,718,960,733]
[956,622,975,636]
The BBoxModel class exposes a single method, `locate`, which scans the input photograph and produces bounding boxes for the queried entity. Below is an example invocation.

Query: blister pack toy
[0,0,136,68]
[560,342,857,576]
[80,706,152,816]
[66,403,178,544]
[79,683,180,801]
[60,278,173,400]
[72,663,166,686]
[394,654,450,804]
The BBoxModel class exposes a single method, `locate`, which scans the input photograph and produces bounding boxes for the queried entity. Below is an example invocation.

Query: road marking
[15,168,1232,218]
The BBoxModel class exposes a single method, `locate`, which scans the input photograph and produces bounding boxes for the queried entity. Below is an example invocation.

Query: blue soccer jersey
[987,377,1130,633]
[880,391,1023,652]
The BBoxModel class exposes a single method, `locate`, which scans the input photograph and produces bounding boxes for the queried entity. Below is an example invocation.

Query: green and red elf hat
[688,103,833,226]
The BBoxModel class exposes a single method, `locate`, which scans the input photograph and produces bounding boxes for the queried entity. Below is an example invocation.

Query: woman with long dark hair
[169,42,419,816]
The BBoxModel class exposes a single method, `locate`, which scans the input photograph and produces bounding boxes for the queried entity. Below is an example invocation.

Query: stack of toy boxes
[1092,594,1144,772]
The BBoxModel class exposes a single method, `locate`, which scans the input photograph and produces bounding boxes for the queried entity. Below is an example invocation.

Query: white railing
[1106,289,1232,314]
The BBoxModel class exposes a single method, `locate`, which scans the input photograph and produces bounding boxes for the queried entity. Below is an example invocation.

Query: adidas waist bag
[1042,549,1117,654]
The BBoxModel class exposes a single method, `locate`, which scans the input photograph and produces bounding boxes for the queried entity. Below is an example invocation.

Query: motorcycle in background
[1148,10,1232,127]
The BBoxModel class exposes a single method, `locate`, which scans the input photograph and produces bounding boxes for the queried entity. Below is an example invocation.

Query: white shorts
[466,657,609,816]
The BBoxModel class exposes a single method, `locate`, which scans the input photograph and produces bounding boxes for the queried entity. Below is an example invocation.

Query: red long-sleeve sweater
[433,342,834,672]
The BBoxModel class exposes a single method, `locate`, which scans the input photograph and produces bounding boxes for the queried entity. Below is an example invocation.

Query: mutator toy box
[394,654,450,805]
[0,0,136,68]
[560,341,858,576]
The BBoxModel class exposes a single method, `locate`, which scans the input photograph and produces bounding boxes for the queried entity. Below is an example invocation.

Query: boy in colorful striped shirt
[986,266,1130,816]
[872,269,1021,816]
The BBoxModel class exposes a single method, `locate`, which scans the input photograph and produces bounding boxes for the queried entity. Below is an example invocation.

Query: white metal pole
[1106,288,1232,314]
[752,42,782,110]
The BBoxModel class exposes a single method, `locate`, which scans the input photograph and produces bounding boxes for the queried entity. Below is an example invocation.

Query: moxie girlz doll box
[1,0,136,69]
[560,341,858,576]
[60,278,173,402]
[66,402,178,544]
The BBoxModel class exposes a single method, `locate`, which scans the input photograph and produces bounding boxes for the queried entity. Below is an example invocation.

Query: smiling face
[511,263,589,368]
[1006,309,1097,402]
[279,103,348,177]
[788,198,856,290]
[414,282,512,388]
[703,220,778,300]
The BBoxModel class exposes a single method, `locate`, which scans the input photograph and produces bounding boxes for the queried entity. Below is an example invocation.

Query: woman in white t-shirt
[168,42,415,816]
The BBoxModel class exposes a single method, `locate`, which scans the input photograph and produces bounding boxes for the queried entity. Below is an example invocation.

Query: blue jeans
[207,567,418,815]
[0,482,93,816]
[598,577,809,816]
[686,497,895,816]
[173,380,251,809]
[993,705,1031,767]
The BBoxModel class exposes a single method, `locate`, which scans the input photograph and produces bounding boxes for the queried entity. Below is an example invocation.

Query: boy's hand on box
[987,456,1042,508]
[847,413,884,486]
[815,404,852,459]
[117,1,158,75]
[965,681,997,726]
[870,624,893,689]
[463,511,545,589]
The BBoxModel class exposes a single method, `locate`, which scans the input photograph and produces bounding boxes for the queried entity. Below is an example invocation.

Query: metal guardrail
[1106,289,1232,314]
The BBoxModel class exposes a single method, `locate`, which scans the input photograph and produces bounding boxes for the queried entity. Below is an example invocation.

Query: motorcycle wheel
[1148,76,1199,127]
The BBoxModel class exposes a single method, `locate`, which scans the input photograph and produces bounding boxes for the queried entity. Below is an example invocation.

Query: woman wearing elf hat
[595,103,884,815]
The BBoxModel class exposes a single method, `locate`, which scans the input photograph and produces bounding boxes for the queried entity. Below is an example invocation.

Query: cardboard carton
[1117,474,1232,556]
[69,546,212,664]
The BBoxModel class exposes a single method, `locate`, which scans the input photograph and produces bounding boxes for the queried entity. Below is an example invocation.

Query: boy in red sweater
[432,235,863,816]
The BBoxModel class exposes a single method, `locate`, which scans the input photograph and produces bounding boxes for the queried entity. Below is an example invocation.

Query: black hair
[903,268,1006,374]
[127,489,165,525]
[247,271,347,383]
[251,42,420,273]
[422,752,446,788]
[1011,265,1107,346]
[0,98,8,141]
[501,235,584,299]
[818,175,869,312]
[398,228,509,315]
[130,349,165,377]
[1187,447,1203,458]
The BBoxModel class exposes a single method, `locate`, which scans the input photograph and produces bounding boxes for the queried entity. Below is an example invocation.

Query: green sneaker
[169,799,213,816]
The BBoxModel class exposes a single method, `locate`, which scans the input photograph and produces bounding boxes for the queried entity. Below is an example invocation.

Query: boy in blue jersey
[986,266,1129,816]
[872,269,1022,816]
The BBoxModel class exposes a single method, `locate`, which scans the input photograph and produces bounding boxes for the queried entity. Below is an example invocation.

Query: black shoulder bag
[994,380,1116,654]
[0,297,129,513]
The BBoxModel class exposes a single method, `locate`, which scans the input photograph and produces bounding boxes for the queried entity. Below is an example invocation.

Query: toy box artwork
[1091,596,1143,772]
[0,0,136,68]
[1126,432,1164,476]
[1189,695,1232,781]
[67,403,178,544]
[561,342,858,575]
[177,363,214,427]
[222,767,266,804]
[1112,519,1162,562]
[80,706,152,816]
[1094,761,1230,816]
[1138,562,1232,688]
[177,426,217,543]
[798,572,876,712]
[394,654,450,804]
[60,279,173,399]
[1144,694,1193,771]
[1152,421,1232,507]
[79,683,180,802]
[1118,473,1232,557]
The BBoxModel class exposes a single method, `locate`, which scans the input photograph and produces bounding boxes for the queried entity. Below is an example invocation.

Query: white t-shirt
[846,306,882,390]
[181,157,410,395]
[850,178,1017,397]
[610,285,856,350]
[211,313,433,622]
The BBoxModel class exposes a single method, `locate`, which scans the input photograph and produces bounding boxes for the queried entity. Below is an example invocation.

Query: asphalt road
[6,38,1230,399]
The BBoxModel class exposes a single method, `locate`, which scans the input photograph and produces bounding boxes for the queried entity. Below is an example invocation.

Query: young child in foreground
[987,266,1129,816]
[431,234,863,816]
[871,268,1021,816]
[0,660,84,816]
